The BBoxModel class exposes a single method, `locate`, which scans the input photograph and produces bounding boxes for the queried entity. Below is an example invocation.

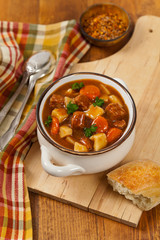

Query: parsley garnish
[93,97,104,107]
[67,101,79,114]
[84,124,97,137]
[45,115,52,127]
[72,82,84,90]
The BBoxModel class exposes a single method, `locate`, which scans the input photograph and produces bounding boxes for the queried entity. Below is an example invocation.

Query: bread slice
[107,159,160,211]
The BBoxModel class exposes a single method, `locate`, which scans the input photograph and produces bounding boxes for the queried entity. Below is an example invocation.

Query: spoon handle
[0,75,36,151]
[0,61,52,151]
[0,71,29,125]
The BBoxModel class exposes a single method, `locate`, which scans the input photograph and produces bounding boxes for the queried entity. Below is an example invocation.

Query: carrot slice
[51,117,59,135]
[92,116,108,133]
[80,85,100,100]
[107,128,122,143]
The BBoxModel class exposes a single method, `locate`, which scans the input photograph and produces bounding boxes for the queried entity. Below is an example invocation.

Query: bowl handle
[114,77,128,90]
[40,145,85,177]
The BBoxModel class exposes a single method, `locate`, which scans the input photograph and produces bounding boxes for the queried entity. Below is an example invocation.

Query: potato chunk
[65,88,73,96]
[65,88,79,97]
[64,96,73,107]
[109,95,122,106]
[51,108,68,123]
[100,84,110,95]
[90,133,107,151]
[74,142,88,152]
[66,136,75,145]
[85,104,104,119]
[100,94,109,102]
[59,125,72,138]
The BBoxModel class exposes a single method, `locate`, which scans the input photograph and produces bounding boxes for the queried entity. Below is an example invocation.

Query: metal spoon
[0,50,52,125]
[0,57,55,151]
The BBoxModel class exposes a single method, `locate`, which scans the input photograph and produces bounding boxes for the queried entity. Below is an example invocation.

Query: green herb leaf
[84,124,97,137]
[93,97,104,107]
[72,82,84,90]
[79,82,84,88]
[45,115,52,127]
[67,101,79,114]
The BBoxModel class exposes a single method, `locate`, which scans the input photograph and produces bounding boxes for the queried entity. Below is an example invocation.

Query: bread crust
[107,159,160,211]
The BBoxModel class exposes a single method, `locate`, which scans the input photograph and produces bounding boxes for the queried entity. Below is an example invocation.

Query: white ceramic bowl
[36,72,136,177]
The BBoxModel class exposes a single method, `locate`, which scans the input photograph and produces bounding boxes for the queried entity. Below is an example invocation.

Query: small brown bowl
[79,3,131,47]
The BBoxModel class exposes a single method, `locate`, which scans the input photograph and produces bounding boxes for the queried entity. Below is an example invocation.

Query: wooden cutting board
[24,16,160,227]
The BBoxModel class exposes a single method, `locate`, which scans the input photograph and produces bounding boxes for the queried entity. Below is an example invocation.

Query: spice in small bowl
[80,3,131,47]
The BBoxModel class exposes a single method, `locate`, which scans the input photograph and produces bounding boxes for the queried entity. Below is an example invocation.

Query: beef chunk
[50,94,64,108]
[80,137,93,150]
[105,103,126,120]
[71,111,85,128]
[74,94,90,111]
[112,119,127,129]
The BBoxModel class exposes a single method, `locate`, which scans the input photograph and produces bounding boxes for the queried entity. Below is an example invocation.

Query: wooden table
[1,0,160,239]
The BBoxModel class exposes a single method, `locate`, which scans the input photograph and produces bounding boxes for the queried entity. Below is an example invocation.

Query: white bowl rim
[36,72,137,156]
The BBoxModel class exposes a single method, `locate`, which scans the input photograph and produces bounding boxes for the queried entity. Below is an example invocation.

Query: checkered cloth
[0,20,90,239]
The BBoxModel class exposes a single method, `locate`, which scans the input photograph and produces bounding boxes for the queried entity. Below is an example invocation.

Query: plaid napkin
[0,20,90,239]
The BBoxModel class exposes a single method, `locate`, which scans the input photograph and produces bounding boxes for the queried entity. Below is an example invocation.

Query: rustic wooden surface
[25,139,142,227]
[24,14,160,228]
[1,0,160,239]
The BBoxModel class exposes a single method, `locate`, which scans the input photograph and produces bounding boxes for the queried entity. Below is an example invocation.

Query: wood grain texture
[29,192,160,240]
[25,142,104,210]
[88,176,142,227]
[1,0,160,239]
[25,141,142,227]
[0,0,39,23]
[25,15,160,230]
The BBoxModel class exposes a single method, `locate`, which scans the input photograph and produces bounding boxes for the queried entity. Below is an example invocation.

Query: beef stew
[42,79,129,152]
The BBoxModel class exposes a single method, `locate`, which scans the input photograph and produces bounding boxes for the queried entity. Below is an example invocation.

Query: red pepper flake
[82,12,128,40]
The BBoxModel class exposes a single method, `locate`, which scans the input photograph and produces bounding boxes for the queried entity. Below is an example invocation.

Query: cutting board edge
[70,14,160,73]
[88,207,141,228]
[28,187,89,211]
